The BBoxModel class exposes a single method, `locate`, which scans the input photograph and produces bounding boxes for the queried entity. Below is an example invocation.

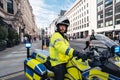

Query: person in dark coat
[46,37,49,47]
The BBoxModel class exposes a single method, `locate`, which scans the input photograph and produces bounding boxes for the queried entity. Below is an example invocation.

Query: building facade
[97,0,120,39]
[48,19,57,37]
[0,0,38,42]
[65,0,97,39]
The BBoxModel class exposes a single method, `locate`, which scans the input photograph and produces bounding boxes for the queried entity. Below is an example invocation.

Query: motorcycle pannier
[24,58,47,80]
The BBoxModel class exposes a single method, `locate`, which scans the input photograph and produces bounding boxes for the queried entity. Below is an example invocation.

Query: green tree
[0,26,8,50]
[0,26,8,41]
[7,28,19,40]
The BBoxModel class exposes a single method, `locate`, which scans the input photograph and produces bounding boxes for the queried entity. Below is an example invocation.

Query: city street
[0,39,88,80]
[0,38,119,79]
[0,0,120,79]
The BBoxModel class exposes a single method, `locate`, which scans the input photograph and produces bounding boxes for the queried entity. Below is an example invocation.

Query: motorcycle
[85,34,120,78]
[24,34,120,80]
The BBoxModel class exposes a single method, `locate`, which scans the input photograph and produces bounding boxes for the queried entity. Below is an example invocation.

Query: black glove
[73,50,87,61]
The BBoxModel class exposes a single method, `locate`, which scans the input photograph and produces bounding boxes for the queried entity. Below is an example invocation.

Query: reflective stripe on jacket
[49,32,74,66]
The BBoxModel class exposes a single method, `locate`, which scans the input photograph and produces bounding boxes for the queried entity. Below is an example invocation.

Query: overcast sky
[29,0,75,29]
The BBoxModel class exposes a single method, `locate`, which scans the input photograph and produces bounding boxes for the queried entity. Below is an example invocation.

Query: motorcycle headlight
[114,46,120,56]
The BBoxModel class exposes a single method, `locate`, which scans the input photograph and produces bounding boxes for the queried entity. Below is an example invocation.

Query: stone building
[0,0,38,42]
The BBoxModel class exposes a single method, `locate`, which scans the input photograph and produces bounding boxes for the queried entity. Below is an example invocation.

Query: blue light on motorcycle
[114,46,120,53]
[114,46,120,57]
[25,43,31,48]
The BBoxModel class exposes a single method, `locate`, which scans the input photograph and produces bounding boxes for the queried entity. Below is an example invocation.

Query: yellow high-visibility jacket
[49,32,74,66]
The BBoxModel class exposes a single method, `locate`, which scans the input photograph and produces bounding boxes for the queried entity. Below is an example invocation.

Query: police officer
[49,16,87,80]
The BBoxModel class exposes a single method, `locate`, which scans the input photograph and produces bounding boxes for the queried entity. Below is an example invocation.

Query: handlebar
[85,47,108,61]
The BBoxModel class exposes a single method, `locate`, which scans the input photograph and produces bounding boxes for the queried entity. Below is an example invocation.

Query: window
[109,21,112,26]
[105,10,113,17]
[98,23,103,28]
[82,13,83,16]
[87,16,89,21]
[97,0,102,3]
[80,26,81,29]
[84,11,86,15]
[84,5,86,9]
[101,23,103,27]
[115,5,120,13]
[98,14,103,20]
[87,23,89,27]
[105,21,109,26]
[105,20,113,26]
[82,25,84,28]
[78,21,79,25]
[7,0,14,14]
[0,0,3,8]
[87,3,88,7]
[98,5,103,12]
[84,24,86,28]
[105,0,112,7]
[87,10,89,14]
[116,19,120,24]
[84,17,86,22]
[116,0,120,3]
[98,23,101,28]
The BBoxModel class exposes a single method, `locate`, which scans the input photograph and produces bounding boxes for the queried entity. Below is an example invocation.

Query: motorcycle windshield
[94,34,118,48]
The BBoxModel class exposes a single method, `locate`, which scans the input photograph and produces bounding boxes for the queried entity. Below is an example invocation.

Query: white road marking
[0,71,24,80]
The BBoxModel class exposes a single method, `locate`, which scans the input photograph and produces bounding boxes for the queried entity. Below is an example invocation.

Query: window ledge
[0,8,14,16]
[105,15,112,19]
[115,12,120,15]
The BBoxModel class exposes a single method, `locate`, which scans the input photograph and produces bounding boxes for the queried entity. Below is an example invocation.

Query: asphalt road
[0,38,119,80]
[0,40,86,80]
[0,39,102,80]
[70,40,86,51]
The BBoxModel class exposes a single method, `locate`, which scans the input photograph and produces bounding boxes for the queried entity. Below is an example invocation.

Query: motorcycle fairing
[31,49,50,63]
